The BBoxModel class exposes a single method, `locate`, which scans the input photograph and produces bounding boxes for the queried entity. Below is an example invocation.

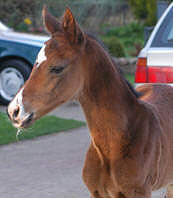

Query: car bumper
[135,83,173,88]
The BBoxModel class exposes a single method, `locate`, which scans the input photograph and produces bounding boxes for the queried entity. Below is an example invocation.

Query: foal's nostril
[22,112,34,126]
[13,106,20,119]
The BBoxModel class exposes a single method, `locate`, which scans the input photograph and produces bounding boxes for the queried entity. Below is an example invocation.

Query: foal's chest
[82,143,148,198]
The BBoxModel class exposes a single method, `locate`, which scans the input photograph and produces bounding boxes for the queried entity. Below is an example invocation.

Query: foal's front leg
[83,143,105,198]
[114,188,152,198]
[90,191,104,198]
[90,190,152,198]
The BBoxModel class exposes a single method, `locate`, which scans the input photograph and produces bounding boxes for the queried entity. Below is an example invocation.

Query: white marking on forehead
[36,44,47,68]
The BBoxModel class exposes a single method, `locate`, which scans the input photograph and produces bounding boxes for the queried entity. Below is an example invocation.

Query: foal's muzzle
[7,105,34,129]
[7,88,34,129]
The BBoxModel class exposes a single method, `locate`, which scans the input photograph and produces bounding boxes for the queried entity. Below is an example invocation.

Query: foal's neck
[78,39,139,158]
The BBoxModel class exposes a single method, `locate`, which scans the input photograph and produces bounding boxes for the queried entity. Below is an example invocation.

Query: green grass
[125,74,135,84]
[0,112,85,145]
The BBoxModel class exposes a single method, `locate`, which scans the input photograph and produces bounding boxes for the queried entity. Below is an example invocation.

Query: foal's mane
[86,32,141,98]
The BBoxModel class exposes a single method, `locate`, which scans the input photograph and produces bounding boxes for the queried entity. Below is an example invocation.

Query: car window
[151,6,173,47]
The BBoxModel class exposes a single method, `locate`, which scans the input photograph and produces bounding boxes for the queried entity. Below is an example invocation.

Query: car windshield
[0,21,10,31]
[151,6,173,47]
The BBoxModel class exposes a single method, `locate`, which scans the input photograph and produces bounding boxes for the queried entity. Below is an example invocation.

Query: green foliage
[106,22,144,45]
[146,0,157,26]
[125,74,134,84]
[0,112,85,145]
[129,0,157,26]
[102,36,125,57]
[0,0,37,32]
[103,23,144,57]
[129,0,148,20]
[0,0,131,33]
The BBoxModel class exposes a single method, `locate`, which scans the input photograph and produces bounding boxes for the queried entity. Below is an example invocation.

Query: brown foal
[7,6,173,198]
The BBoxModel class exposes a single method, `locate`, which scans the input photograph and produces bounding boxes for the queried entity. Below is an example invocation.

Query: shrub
[129,0,157,26]
[103,23,144,57]
[129,42,143,57]
[102,36,125,57]
[106,22,144,41]
[145,0,157,26]
[0,0,37,32]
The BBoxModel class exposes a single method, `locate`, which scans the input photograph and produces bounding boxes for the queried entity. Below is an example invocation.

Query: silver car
[135,2,173,86]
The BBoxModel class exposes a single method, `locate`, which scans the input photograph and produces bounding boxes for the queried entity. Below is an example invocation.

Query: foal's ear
[42,5,61,34]
[62,7,85,44]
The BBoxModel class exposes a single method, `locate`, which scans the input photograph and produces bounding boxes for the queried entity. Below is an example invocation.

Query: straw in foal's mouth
[16,129,22,141]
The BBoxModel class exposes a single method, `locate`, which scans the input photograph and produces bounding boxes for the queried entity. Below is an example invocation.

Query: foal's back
[137,84,173,128]
[137,84,173,187]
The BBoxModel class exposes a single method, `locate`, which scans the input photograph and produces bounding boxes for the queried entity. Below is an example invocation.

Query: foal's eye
[50,66,65,74]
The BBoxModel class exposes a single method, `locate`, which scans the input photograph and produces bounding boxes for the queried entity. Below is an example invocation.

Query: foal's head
[8,7,86,128]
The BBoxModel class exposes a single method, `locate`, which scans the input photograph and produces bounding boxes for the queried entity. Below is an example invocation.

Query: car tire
[0,59,31,105]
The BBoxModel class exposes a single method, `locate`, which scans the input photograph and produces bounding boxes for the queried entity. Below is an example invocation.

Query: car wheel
[0,59,31,105]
